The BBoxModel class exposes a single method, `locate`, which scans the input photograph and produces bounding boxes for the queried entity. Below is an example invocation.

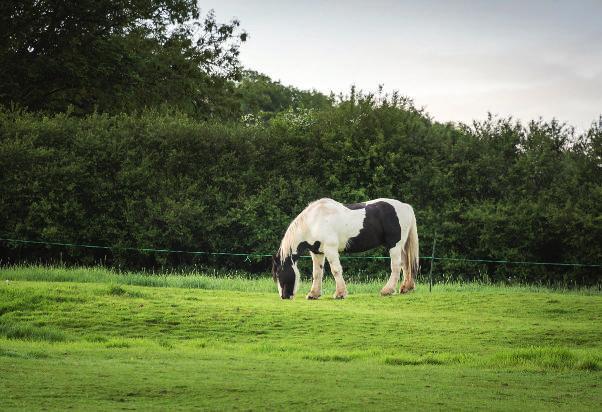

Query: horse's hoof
[399,286,415,294]
[380,287,395,296]
[333,292,347,300]
[306,294,320,300]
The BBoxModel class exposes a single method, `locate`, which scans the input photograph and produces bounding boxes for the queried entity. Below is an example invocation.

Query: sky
[203,0,602,131]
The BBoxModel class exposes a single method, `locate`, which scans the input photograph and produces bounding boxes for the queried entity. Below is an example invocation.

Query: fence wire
[1,237,600,268]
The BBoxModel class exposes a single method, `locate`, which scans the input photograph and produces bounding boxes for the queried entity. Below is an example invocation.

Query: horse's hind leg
[400,264,415,293]
[381,244,402,296]
[307,252,325,300]
[400,248,415,294]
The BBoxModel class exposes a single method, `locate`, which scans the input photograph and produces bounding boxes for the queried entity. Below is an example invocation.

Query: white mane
[279,199,328,260]
[278,212,307,261]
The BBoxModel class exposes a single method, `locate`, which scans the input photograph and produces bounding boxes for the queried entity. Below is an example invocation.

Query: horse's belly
[342,230,384,253]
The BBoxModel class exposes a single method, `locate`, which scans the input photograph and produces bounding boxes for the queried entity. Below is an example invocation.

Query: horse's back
[307,197,413,225]
[366,198,415,223]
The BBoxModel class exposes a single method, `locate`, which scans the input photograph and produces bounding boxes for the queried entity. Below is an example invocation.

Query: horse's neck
[284,235,305,261]
[291,237,304,257]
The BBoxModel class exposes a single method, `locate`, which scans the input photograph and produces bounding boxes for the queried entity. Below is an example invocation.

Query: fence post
[429,233,437,293]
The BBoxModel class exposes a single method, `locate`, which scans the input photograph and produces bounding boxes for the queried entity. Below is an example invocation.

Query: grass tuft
[0,319,66,342]
[105,339,131,349]
[384,354,448,366]
[26,350,51,359]
[303,353,353,363]
[576,359,600,372]
[0,347,21,358]
[488,347,599,371]
[107,285,127,296]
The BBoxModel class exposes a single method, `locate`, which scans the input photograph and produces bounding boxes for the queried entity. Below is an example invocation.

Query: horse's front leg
[325,247,347,299]
[306,252,325,300]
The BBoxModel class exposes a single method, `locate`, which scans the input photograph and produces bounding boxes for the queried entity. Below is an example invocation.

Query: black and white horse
[272,198,419,299]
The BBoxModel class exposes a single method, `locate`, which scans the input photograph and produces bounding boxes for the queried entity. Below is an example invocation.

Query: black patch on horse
[297,241,322,255]
[344,201,401,252]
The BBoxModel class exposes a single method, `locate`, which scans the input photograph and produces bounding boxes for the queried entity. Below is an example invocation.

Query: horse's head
[272,253,298,299]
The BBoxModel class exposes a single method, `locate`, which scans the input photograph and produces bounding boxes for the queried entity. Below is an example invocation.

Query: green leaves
[0,1,246,119]
[0,98,600,284]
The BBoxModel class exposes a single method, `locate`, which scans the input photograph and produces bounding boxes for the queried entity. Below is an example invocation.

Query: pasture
[0,266,601,411]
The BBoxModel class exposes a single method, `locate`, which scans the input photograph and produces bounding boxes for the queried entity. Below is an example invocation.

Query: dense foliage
[237,70,333,117]
[1,95,600,284]
[0,1,246,118]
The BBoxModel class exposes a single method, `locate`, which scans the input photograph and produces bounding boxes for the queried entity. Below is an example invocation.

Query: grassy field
[0,266,600,411]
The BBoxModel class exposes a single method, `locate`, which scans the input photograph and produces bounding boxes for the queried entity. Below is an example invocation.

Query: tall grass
[0,264,600,294]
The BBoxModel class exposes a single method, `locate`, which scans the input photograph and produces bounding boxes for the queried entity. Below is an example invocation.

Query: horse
[272,198,419,299]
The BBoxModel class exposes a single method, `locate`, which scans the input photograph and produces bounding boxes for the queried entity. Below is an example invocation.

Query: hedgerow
[1,96,600,284]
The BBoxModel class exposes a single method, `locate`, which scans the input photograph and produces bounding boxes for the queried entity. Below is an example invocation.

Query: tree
[0,1,247,118]
[237,70,332,116]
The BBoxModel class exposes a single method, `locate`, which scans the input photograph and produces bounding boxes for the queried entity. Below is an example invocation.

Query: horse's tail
[403,210,420,289]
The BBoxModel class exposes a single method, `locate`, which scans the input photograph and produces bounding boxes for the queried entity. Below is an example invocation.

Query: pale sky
[203,0,602,131]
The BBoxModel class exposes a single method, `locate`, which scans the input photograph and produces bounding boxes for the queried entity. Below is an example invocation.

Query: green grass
[3,264,599,294]
[0,266,600,411]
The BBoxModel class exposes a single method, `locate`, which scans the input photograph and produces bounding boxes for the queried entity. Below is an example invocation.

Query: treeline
[1,94,600,284]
